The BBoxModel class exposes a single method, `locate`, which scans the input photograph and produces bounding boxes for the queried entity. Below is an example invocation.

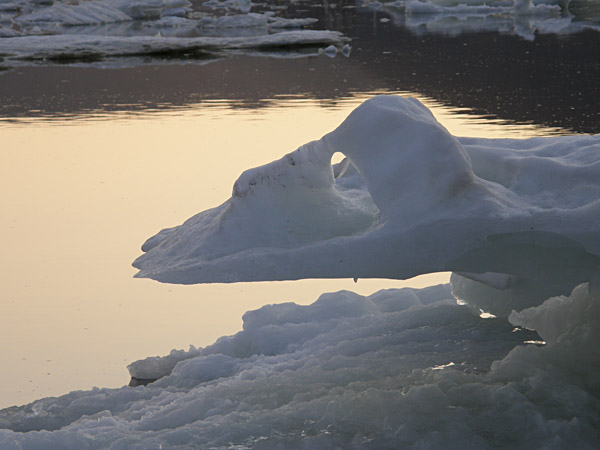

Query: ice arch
[133,95,600,311]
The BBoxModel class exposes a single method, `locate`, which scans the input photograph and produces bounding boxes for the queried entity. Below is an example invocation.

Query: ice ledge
[133,95,600,309]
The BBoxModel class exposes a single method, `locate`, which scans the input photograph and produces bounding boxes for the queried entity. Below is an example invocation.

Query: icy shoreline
[0,0,347,67]
[1,282,599,448]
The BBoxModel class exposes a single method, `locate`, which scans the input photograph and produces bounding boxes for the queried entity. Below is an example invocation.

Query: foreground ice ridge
[1,282,599,448]
[134,95,600,313]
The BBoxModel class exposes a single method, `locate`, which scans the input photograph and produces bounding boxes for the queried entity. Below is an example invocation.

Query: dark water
[1,0,599,133]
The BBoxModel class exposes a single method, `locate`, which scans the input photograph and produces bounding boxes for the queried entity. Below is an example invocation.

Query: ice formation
[1,283,599,448]
[0,0,342,67]
[369,0,600,39]
[134,95,600,315]
[0,31,344,63]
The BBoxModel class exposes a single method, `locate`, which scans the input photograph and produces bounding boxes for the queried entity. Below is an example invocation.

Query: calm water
[1,2,598,410]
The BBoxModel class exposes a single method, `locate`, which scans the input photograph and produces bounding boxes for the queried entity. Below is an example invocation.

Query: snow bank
[134,95,600,314]
[1,283,599,448]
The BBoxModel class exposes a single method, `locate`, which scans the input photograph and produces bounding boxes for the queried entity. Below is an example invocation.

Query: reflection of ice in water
[0,0,343,66]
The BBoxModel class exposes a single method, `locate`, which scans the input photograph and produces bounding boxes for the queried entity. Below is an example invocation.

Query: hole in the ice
[332,152,349,179]
[331,152,345,165]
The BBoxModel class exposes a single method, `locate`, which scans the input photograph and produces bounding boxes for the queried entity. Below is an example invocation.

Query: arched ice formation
[133,95,600,313]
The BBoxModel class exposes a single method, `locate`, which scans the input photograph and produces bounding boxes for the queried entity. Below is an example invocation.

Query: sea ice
[134,95,600,315]
[0,30,346,65]
[1,283,598,448]
[0,0,337,67]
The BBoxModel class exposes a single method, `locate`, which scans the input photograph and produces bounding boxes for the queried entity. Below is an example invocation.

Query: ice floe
[369,0,600,39]
[0,0,340,67]
[1,282,599,448]
[0,30,345,65]
[134,95,600,316]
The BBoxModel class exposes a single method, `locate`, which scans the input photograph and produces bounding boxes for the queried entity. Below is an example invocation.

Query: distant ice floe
[365,0,600,39]
[0,0,344,67]
[0,30,345,64]
[1,282,599,448]
[134,95,600,314]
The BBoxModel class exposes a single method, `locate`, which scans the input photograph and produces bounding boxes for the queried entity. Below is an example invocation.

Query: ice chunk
[1,0,332,66]
[128,346,203,380]
[133,95,600,313]
[320,43,337,56]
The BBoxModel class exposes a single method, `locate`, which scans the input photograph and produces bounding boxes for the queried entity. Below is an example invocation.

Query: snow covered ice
[2,95,599,448]
[0,0,345,67]
[133,95,600,313]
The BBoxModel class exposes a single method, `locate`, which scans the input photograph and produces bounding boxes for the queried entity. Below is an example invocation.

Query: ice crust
[134,95,600,315]
[1,283,599,448]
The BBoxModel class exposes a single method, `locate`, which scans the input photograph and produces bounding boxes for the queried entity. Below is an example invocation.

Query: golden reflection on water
[0,93,563,408]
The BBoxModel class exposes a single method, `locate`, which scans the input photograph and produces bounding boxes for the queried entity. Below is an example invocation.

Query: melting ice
[0,0,345,67]
[134,95,600,312]
[1,96,599,448]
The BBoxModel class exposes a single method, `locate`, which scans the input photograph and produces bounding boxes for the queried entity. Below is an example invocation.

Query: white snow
[133,95,600,316]
[1,282,599,448]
